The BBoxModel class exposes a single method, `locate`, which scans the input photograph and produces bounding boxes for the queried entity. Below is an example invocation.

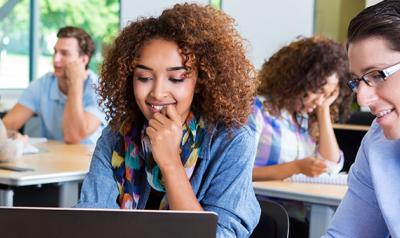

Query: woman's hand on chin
[146,105,183,170]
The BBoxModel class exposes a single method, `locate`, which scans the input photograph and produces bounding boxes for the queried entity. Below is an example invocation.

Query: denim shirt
[76,124,261,238]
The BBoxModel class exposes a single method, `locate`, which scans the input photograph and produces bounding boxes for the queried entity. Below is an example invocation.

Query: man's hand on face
[64,60,87,90]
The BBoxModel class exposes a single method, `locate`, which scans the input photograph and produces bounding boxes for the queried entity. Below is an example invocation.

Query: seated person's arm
[317,88,341,163]
[62,62,101,144]
[252,157,327,181]
[2,104,34,132]
[63,109,101,144]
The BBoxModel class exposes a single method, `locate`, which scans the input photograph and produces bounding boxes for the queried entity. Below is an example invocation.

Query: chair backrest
[251,199,289,238]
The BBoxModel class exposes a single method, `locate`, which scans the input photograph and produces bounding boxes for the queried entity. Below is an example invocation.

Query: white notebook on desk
[23,143,39,154]
[23,137,48,154]
[286,173,348,185]
[28,137,48,144]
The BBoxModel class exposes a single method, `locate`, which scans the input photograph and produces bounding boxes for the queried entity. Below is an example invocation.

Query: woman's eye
[169,77,185,83]
[135,76,152,82]
[371,74,384,81]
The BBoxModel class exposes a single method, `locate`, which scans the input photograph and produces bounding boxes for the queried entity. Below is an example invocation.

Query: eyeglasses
[347,62,400,92]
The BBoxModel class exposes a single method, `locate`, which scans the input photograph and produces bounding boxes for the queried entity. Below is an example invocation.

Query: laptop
[0,207,218,238]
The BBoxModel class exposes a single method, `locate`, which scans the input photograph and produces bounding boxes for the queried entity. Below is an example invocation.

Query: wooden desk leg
[309,204,335,238]
[58,182,79,208]
[0,189,14,207]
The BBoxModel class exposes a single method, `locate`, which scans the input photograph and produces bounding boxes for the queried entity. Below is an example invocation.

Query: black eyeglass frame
[347,62,400,92]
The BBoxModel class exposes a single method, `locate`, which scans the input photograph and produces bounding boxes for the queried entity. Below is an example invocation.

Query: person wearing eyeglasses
[323,1,400,237]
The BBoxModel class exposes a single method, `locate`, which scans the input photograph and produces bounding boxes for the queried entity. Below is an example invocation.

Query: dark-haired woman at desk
[76,3,260,237]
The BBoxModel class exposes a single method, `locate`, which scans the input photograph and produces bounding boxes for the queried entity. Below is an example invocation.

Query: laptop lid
[0,207,218,238]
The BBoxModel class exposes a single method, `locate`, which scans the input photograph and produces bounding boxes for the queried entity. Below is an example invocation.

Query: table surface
[332,123,370,132]
[0,141,93,186]
[253,180,348,206]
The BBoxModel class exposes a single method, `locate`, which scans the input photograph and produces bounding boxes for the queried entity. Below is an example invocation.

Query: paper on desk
[28,137,48,144]
[286,173,348,185]
[23,143,39,154]
[22,137,48,154]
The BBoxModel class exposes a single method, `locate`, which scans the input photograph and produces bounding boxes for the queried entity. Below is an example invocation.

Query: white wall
[120,0,209,27]
[0,90,21,112]
[366,0,382,7]
[222,0,315,69]
[120,0,316,69]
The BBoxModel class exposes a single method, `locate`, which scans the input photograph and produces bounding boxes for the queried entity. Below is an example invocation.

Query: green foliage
[210,0,222,10]
[0,0,29,52]
[0,0,119,73]
[40,0,119,44]
[0,0,119,52]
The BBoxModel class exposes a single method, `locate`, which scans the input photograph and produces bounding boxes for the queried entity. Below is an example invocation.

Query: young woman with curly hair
[249,35,352,238]
[251,36,352,182]
[76,3,260,237]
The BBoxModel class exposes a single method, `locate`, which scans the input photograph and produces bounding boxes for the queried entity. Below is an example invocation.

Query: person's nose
[150,77,168,100]
[53,53,62,65]
[357,81,377,107]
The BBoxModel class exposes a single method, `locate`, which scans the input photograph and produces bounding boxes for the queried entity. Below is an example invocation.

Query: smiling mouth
[151,104,164,111]
[147,102,176,111]
[376,108,395,118]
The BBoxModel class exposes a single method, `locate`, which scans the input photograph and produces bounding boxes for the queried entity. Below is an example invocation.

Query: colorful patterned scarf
[112,112,205,210]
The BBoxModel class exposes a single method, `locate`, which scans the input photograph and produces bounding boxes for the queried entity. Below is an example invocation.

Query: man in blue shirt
[3,26,105,144]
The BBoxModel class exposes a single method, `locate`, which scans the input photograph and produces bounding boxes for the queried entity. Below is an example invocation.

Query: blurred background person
[250,35,352,238]
[251,35,352,181]
[3,26,105,144]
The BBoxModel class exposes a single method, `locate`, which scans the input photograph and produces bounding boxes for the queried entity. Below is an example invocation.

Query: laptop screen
[0,207,218,238]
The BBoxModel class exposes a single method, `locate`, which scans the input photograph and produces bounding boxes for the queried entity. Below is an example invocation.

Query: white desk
[253,181,347,238]
[0,141,93,207]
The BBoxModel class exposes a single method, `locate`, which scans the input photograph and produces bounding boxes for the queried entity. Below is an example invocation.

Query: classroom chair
[251,199,290,238]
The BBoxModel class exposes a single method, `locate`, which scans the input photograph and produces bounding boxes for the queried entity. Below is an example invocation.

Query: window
[0,0,30,89]
[210,0,222,9]
[0,0,120,90]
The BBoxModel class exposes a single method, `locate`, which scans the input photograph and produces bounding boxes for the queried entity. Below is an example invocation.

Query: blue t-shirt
[18,71,106,144]
[323,120,400,237]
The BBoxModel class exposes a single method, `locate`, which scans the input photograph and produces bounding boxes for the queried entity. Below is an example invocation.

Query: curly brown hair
[257,36,352,139]
[98,3,255,131]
